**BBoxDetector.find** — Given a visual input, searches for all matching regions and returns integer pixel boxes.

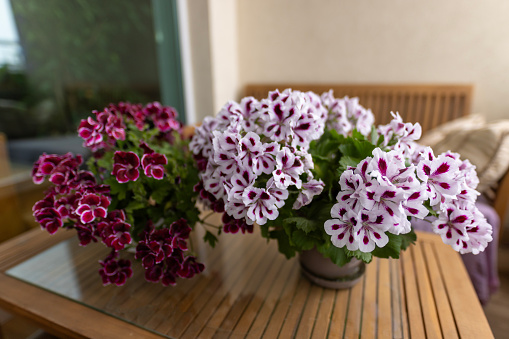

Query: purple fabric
[412,201,500,305]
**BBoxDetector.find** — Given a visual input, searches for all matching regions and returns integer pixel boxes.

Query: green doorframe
[151,0,186,124]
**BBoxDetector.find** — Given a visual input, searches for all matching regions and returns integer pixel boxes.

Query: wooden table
[0,226,493,338]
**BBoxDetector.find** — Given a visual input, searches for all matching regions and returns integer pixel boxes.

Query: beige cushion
[419,114,486,146]
[420,116,509,199]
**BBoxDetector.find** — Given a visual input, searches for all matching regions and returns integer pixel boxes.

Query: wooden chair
[0,133,27,243]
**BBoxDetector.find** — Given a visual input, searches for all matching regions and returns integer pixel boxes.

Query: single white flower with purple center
[458,207,493,254]
[402,190,429,219]
[336,169,365,213]
[242,187,279,225]
[359,177,407,233]
[263,100,300,142]
[226,169,255,201]
[324,205,359,251]
[254,142,279,175]
[368,148,419,192]
[203,168,229,200]
[432,204,472,251]
[216,101,243,129]
[272,147,304,189]
[354,210,390,253]
[293,178,325,209]
[416,148,461,207]
[238,132,263,170]
[238,96,260,133]
[189,117,219,157]
[267,178,289,208]
[224,197,249,221]
[212,131,240,175]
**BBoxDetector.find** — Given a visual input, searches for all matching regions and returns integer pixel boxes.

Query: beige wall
[208,0,240,114]
[237,0,509,121]
[180,0,239,122]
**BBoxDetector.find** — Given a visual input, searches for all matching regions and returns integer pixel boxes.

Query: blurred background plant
[1,0,161,139]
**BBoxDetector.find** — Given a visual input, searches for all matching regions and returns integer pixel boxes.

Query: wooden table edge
[0,228,494,339]
[0,228,165,338]
[0,273,164,339]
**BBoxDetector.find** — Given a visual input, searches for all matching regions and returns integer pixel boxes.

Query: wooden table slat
[360,258,377,339]
[414,241,443,338]
[433,236,494,339]
[422,242,459,339]
[343,273,364,338]
[311,288,336,339]
[402,246,427,338]
[378,258,393,338]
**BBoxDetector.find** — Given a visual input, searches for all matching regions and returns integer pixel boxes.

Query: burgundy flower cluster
[32,153,135,284]
[135,219,204,286]
[78,102,182,152]
[32,102,204,287]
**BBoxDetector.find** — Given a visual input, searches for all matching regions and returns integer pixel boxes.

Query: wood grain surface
[0,226,493,338]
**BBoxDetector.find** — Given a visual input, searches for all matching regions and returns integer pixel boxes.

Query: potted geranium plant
[190,89,493,288]
[32,102,212,287]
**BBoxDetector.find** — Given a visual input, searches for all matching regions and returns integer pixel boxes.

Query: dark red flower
[169,219,191,250]
[100,221,132,251]
[161,255,182,286]
[135,228,173,269]
[112,151,140,183]
[99,252,133,286]
[144,263,164,283]
[104,111,126,141]
[141,153,167,180]
[34,207,62,235]
[75,222,98,246]
[55,193,81,220]
[78,117,104,150]
[222,213,253,234]
[75,193,110,224]
[154,107,180,132]
[178,256,205,279]
[32,153,81,186]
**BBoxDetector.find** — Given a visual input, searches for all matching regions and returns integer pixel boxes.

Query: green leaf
[345,249,373,263]
[269,229,297,259]
[318,243,349,267]
[339,156,359,172]
[151,186,168,204]
[291,230,316,250]
[370,126,379,145]
[125,200,146,211]
[283,217,318,234]
[400,229,417,250]
[371,233,402,259]
[203,231,218,248]
[351,129,366,141]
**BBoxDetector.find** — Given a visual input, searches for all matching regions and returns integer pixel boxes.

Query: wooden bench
[245,83,473,134]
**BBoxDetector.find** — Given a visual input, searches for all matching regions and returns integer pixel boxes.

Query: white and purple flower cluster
[194,89,492,256]
[325,114,492,255]
[321,91,375,137]
[190,89,328,228]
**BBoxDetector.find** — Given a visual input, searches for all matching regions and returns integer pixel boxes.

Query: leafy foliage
[261,127,416,266]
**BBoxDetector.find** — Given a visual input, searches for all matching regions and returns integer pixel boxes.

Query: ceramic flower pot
[299,248,365,289]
